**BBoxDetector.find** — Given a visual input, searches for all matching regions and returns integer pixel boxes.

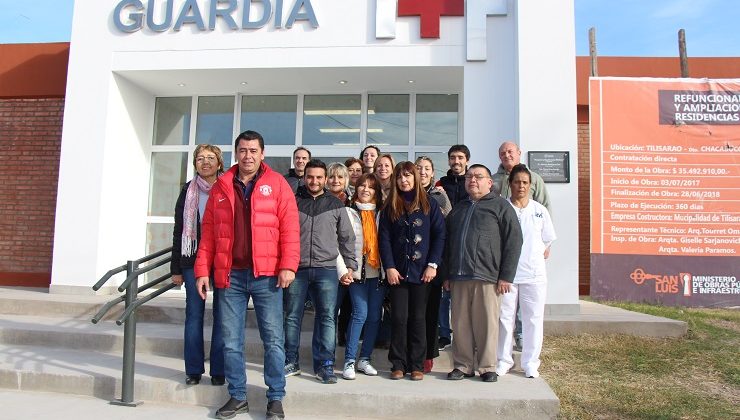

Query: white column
[514,0,579,313]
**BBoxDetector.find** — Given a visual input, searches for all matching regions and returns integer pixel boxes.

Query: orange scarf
[357,205,380,269]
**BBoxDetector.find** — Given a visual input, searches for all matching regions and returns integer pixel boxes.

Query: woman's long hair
[383,161,430,222]
[351,172,383,208]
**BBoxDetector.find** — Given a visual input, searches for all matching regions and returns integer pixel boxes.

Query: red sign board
[398,0,464,38]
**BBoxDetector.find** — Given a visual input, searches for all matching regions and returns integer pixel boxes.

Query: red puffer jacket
[194,163,300,288]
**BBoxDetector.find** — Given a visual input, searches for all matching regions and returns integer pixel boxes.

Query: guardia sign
[113,0,319,33]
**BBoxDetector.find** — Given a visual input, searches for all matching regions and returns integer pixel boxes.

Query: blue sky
[575,0,740,56]
[0,0,738,56]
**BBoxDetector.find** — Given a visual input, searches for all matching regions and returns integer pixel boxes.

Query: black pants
[425,281,442,360]
[388,281,428,373]
[336,285,352,345]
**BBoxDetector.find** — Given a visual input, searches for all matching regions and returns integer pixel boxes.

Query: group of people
[170,131,556,420]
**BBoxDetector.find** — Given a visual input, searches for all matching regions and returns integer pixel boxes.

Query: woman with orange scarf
[336,172,385,380]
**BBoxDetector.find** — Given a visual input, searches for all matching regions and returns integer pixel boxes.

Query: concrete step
[0,314,521,372]
[545,300,687,337]
[0,288,687,338]
[0,288,330,333]
[0,389,376,420]
[0,343,558,419]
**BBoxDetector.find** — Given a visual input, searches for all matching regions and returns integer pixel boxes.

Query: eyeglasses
[464,174,490,181]
[196,156,218,163]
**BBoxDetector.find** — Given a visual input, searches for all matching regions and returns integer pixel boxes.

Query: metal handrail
[137,272,173,294]
[133,246,173,265]
[92,264,127,291]
[117,247,173,292]
[91,296,125,324]
[116,282,178,326]
[90,246,176,406]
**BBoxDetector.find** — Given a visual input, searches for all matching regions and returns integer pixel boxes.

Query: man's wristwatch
[427,263,438,269]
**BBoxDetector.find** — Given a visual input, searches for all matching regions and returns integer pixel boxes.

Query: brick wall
[0,97,64,286]
[577,122,590,295]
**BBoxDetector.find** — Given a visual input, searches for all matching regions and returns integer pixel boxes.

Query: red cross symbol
[398,0,464,39]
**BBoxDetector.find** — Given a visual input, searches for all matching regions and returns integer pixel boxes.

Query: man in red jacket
[195,130,300,420]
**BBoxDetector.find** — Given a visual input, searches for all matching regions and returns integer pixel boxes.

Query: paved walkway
[0,389,365,420]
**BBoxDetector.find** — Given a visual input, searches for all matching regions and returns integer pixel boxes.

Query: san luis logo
[629,268,692,296]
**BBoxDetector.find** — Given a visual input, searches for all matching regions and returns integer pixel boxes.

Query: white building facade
[52,0,579,313]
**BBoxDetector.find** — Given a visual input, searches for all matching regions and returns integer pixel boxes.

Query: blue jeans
[183,268,224,377]
[218,269,285,402]
[438,289,452,339]
[341,277,385,361]
[284,267,338,373]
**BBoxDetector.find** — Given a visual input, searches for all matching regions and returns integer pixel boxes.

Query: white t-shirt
[509,199,556,283]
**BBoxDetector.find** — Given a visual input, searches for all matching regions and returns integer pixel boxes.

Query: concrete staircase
[0,288,560,419]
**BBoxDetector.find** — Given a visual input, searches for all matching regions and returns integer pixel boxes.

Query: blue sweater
[378,198,446,284]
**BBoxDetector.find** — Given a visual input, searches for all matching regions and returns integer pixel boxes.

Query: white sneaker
[342,361,356,380]
[525,370,540,378]
[495,361,513,377]
[356,359,378,376]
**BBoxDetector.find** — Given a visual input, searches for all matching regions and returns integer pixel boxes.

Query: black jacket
[170,181,200,275]
[443,192,523,284]
[284,169,304,194]
[378,199,446,284]
[437,170,468,206]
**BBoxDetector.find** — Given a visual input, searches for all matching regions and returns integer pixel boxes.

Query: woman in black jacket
[415,156,452,374]
[171,144,225,386]
[378,161,445,381]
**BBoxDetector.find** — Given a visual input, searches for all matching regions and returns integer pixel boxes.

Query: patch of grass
[541,302,739,419]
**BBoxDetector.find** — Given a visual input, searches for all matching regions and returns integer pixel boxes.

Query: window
[196,96,234,145]
[264,157,291,176]
[240,95,297,145]
[148,152,187,217]
[303,95,362,146]
[367,94,409,146]
[153,97,191,146]
[416,94,458,146]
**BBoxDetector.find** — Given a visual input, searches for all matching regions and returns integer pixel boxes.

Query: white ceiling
[115,66,464,96]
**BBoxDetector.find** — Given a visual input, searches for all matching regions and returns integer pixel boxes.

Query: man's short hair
[468,163,492,177]
[304,159,327,176]
[447,144,470,160]
[293,146,311,159]
[234,130,264,151]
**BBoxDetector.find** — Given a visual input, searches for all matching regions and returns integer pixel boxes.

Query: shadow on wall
[0,43,69,98]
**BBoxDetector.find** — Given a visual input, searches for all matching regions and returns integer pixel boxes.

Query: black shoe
[438,337,451,351]
[216,397,249,419]
[266,400,285,420]
[447,368,474,380]
[185,374,201,385]
[481,372,498,382]
[211,375,225,386]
